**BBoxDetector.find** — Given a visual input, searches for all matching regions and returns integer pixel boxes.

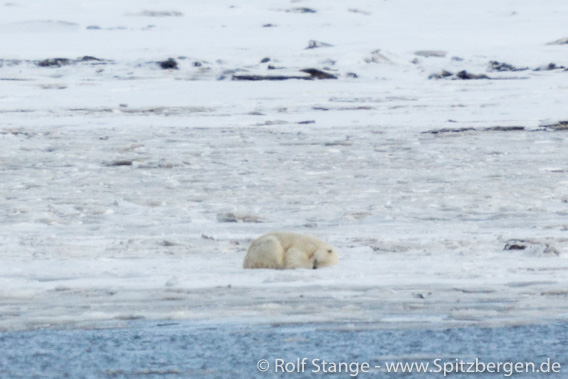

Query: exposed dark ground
[0,322,566,378]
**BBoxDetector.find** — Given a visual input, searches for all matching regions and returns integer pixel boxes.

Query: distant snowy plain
[1,0,568,331]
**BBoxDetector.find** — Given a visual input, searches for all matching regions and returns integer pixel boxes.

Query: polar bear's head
[312,244,338,269]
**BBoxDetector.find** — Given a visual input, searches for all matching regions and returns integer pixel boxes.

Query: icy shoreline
[2,248,568,331]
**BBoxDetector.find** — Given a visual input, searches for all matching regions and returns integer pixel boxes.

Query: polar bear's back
[243,233,285,269]
[266,232,322,252]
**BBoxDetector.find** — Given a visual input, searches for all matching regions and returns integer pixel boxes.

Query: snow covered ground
[1,0,568,331]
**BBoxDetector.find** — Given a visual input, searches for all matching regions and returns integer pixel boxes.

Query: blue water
[1,322,566,378]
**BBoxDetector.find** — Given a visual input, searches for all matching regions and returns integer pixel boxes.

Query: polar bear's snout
[312,245,338,269]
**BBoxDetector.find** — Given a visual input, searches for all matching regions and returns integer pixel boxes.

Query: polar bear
[243,232,338,270]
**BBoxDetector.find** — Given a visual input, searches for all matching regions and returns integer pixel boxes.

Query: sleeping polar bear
[243,232,338,270]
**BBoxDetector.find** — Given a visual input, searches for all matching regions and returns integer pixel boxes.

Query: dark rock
[86,25,101,30]
[428,70,453,79]
[546,63,561,70]
[415,50,447,58]
[107,160,133,166]
[0,59,22,68]
[348,8,371,15]
[346,72,358,78]
[534,62,566,71]
[300,68,337,79]
[424,127,475,134]
[232,74,308,81]
[504,243,526,250]
[262,24,276,27]
[486,126,525,131]
[161,240,179,247]
[488,61,528,72]
[41,84,67,90]
[306,40,333,49]
[193,61,202,67]
[364,49,393,64]
[260,57,271,63]
[423,126,525,135]
[36,58,71,67]
[80,56,103,62]
[233,68,336,81]
[159,58,178,70]
[216,212,238,223]
[503,239,560,256]
[325,139,352,146]
[547,37,568,45]
[541,120,568,131]
[456,70,490,80]
[288,7,316,13]
[298,120,315,124]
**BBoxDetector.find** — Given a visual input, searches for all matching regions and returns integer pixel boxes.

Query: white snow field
[1,0,568,331]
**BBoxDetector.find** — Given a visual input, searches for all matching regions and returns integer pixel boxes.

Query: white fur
[243,232,338,270]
